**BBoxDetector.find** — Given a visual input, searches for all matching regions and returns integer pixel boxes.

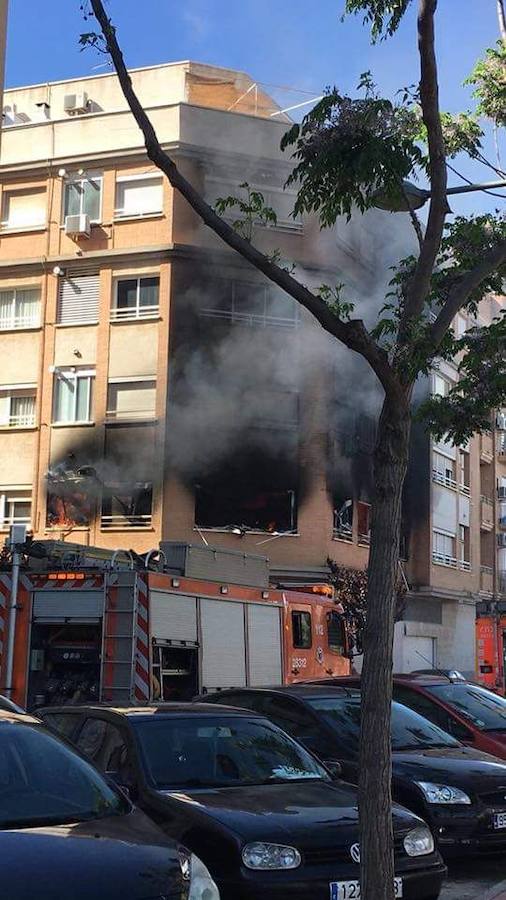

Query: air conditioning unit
[498,533,506,548]
[64,92,89,115]
[65,213,91,238]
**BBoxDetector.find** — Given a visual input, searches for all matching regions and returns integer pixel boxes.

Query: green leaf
[343,1,412,41]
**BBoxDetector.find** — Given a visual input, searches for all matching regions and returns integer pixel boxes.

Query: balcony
[498,437,506,458]
[480,496,494,532]
[432,551,471,571]
[432,468,457,491]
[480,432,494,464]
[480,565,494,594]
[500,571,506,596]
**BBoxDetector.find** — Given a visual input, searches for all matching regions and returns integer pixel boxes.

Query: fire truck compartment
[28,621,101,709]
[32,590,103,622]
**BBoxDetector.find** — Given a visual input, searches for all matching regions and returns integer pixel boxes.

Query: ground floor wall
[393,595,477,678]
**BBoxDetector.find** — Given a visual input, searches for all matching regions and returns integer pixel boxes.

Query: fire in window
[46,459,98,528]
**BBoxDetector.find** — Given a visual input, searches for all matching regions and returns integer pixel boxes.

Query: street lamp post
[373,178,506,212]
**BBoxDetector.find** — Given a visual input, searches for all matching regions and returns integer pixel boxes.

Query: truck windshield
[425,683,506,731]
[133,715,329,789]
[0,721,128,828]
[307,695,459,752]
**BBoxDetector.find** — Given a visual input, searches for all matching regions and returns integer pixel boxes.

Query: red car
[311,675,506,760]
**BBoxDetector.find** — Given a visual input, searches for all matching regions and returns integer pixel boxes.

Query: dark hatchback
[0,710,196,900]
[40,703,447,900]
[199,685,506,856]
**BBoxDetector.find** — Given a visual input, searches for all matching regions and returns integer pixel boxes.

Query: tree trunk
[359,390,411,900]
[497,0,506,44]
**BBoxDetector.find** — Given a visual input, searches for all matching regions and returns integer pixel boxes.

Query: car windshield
[307,695,460,752]
[133,715,330,789]
[425,683,506,731]
[0,721,128,828]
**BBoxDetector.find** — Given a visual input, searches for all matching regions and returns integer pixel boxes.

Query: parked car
[0,709,218,900]
[198,685,506,856]
[39,703,447,900]
[307,674,506,761]
[0,693,25,714]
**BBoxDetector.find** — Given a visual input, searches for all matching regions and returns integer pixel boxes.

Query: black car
[40,703,446,900]
[0,709,219,900]
[198,685,506,856]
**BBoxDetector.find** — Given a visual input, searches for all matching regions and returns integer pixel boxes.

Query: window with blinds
[57,272,100,325]
[1,188,46,230]
[115,175,163,218]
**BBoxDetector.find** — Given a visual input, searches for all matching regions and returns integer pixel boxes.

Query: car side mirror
[324,760,342,779]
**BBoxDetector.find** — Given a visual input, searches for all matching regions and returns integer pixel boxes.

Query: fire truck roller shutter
[200,598,246,691]
[32,591,103,623]
[150,591,198,644]
[247,604,282,685]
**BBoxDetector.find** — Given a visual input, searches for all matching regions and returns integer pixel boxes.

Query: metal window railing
[432,468,457,490]
[0,313,40,330]
[8,412,36,428]
[105,408,156,421]
[110,304,159,322]
[101,513,152,529]
[432,551,458,568]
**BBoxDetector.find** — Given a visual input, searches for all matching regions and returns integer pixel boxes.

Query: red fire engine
[476,601,506,694]
[0,539,351,709]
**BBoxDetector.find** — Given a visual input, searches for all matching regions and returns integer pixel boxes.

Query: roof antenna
[414,650,453,682]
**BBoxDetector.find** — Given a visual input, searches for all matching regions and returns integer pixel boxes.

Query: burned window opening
[46,461,99,528]
[196,483,297,534]
[333,497,353,542]
[101,482,153,529]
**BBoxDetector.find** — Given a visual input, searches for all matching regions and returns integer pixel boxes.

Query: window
[433,529,456,567]
[432,452,456,488]
[327,611,345,655]
[53,368,95,424]
[432,373,450,397]
[0,491,31,529]
[357,501,371,545]
[64,175,102,222]
[459,450,470,494]
[0,287,40,330]
[459,524,470,569]
[112,276,160,321]
[292,610,312,649]
[1,188,46,230]
[57,272,99,325]
[106,379,156,421]
[75,718,108,761]
[42,713,82,741]
[0,387,36,427]
[101,482,153,528]
[115,174,163,219]
[200,280,298,328]
[333,498,353,541]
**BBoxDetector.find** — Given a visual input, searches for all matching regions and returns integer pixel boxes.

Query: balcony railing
[499,572,506,595]
[432,551,471,571]
[200,307,298,329]
[432,469,457,490]
[105,408,156,422]
[333,525,353,542]
[480,565,494,594]
[8,412,36,428]
[110,305,159,322]
[101,513,152,529]
[480,432,494,463]
[358,532,371,546]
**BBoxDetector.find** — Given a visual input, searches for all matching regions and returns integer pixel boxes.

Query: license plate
[494,812,506,829]
[330,878,403,899]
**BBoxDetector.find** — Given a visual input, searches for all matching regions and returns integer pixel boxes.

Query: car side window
[42,713,81,741]
[261,696,334,756]
[217,693,264,712]
[394,687,462,737]
[99,724,129,775]
[76,718,108,761]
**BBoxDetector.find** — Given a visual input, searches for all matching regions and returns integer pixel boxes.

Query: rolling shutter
[200,598,246,690]
[57,272,100,325]
[150,591,198,644]
[32,590,103,623]
[247,604,282,685]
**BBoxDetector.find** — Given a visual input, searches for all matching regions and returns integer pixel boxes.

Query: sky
[4,0,505,216]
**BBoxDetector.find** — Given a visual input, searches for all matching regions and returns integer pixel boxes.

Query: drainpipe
[4,523,25,698]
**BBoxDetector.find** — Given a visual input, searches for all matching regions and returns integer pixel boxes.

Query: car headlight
[403,826,435,857]
[179,851,220,900]
[242,842,301,870]
[416,781,472,805]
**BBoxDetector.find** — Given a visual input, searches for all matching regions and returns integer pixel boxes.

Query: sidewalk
[483,881,506,900]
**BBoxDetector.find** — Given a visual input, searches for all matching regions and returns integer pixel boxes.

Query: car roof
[37,702,264,719]
[305,674,462,687]
[206,684,362,700]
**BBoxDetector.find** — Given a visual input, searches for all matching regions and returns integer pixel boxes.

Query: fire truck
[0,537,351,710]
[476,600,506,694]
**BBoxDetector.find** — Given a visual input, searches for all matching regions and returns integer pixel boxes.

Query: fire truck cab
[0,541,350,710]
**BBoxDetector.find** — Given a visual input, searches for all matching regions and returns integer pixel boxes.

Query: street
[441,857,506,900]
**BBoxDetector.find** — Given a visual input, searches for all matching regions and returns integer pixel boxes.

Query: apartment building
[397,295,506,676]
[0,59,501,675]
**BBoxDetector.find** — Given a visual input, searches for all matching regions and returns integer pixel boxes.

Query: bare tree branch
[400,0,448,331]
[88,0,398,395]
[430,237,506,344]
[497,0,506,44]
